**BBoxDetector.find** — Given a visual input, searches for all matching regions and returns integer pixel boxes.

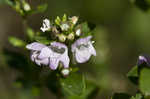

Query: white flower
[40,19,51,32]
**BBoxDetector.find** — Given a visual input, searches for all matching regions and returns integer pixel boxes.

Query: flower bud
[75,29,81,36]
[61,68,70,76]
[23,2,31,11]
[67,33,74,40]
[55,16,61,25]
[40,19,51,32]
[52,26,59,33]
[14,1,21,12]
[70,16,78,25]
[60,23,69,31]
[58,34,66,42]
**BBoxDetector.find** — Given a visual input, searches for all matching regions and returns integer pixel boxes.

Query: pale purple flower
[138,55,150,67]
[71,36,96,63]
[26,42,70,70]
[26,42,50,66]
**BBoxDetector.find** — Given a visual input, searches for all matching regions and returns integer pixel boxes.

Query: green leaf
[80,22,92,37]
[67,80,99,99]
[139,68,150,96]
[55,16,61,25]
[8,37,26,47]
[82,81,99,99]
[127,66,139,84]
[36,4,48,13]
[111,93,131,99]
[81,22,90,33]
[60,73,86,96]
[26,27,34,40]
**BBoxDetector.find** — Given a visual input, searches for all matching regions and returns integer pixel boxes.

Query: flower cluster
[26,15,96,74]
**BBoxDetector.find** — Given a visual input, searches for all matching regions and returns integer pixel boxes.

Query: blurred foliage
[8,36,26,47]
[0,0,47,18]
[26,27,35,41]
[113,61,150,99]
[130,94,143,99]
[132,0,150,11]
[111,93,131,99]
[1,0,150,99]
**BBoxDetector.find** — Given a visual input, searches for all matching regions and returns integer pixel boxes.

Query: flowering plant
[26,14,96,75]
[2,0,99,98]
[2,0,150,99]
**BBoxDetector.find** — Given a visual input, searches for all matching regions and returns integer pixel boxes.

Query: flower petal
[31,51,38,61]
[38,47,52,59]
[35,58,49,66]
[60,53,70,68]
[71,36,96,63]
[75,49,91,63]
[51,42,67,49]
[88,42,96,56]
[71,36,92,52]
[49,58,59,70]
[50,42,70,68]
[76,36,92,45]
[26,42,46,51]
[35,59,41,65]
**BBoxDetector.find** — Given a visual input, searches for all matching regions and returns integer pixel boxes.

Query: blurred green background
[0,0,150,99]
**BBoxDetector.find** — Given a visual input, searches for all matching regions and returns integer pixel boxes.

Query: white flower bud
[70,16,78,25]
[60,23,69,31]
[40,19,51,32]
[61,68,70,76]
[67,33,74,40]
[23,3,31,11]
[75,29,81,36]
[52,26,59,33]
[92,41,95,44]
[58,34,66,42]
